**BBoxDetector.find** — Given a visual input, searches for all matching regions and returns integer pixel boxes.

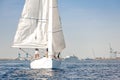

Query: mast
[48,0,53,57]
[109,43,113,58]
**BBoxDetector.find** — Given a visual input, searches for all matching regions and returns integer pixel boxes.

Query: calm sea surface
[0,58,120,80]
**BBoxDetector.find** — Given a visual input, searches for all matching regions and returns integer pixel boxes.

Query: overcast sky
[0,0,120,59]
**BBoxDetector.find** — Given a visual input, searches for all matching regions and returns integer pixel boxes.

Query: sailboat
[12,0,65,69]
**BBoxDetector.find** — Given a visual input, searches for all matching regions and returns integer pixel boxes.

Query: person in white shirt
[34,48,40,59]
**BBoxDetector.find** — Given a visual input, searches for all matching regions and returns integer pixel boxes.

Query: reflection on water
[10,69,63,80]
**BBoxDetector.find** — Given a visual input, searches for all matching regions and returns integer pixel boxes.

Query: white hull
[30,57,61,69]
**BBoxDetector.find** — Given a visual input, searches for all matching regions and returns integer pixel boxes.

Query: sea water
[0,59,120,80]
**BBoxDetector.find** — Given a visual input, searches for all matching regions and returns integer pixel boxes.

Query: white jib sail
[52,0,65,54]
[12,0,65,56]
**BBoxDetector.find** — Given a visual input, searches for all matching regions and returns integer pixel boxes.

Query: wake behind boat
[12,0,65,69]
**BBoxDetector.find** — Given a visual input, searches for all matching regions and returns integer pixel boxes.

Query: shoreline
[0,58,16,60]
[1,58,120,60]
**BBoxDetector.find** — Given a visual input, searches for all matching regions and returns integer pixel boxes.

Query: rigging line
[19,48,26,53]
[19,48,32,57]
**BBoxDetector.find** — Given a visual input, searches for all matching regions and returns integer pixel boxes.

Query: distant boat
[12,0,65,69]
[84,58,94,61]
[64,55,80,62]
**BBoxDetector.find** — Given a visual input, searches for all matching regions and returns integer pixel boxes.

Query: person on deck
[57,52,60,59]
[53,52,61,59]
[34,48,40,59]
[45,48,61,59]
[45,48,48,58]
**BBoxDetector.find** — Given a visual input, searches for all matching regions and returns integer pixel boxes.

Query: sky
[0,0,120,59]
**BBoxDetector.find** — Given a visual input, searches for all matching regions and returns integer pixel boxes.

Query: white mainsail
[12,0,65,56]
